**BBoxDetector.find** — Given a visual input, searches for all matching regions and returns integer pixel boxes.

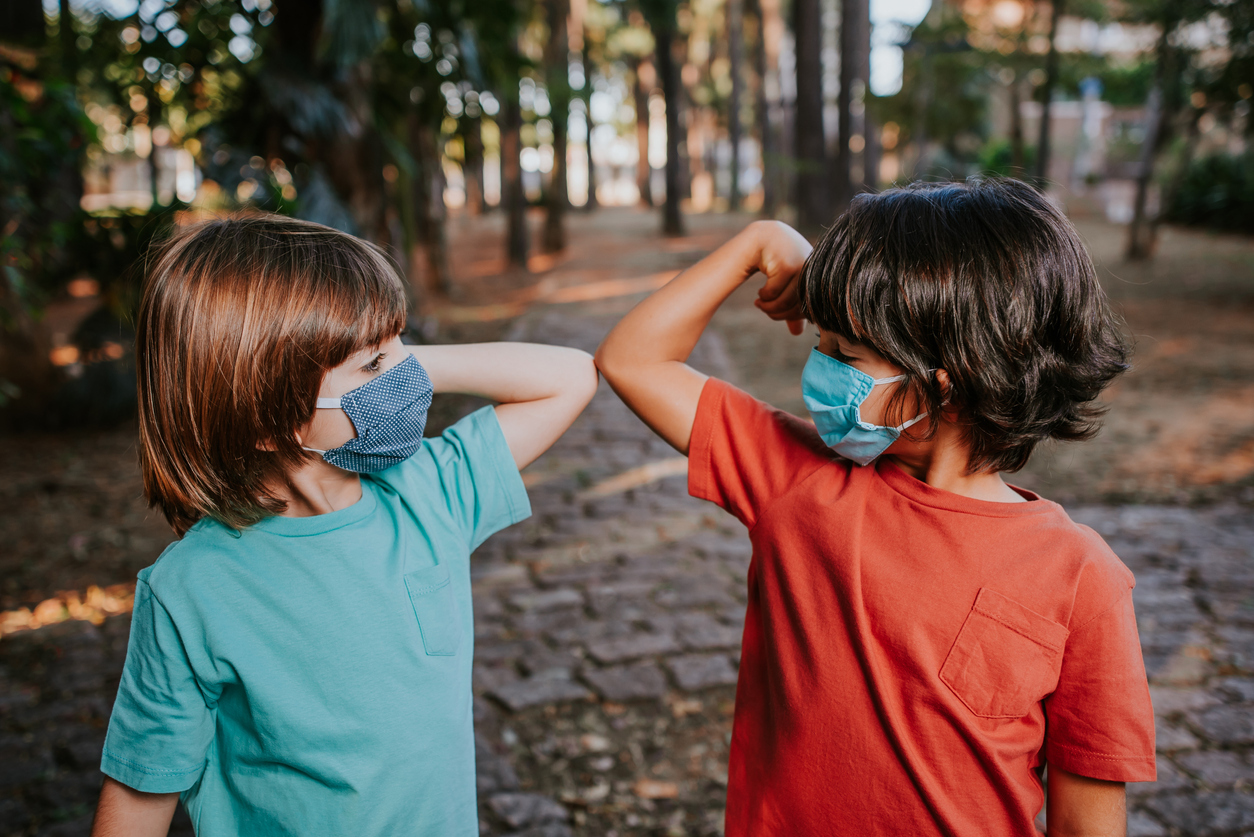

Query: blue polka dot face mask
[801,347,930,466]
[303,354,434,473]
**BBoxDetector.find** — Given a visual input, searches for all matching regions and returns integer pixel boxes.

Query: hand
[748,221,813,335]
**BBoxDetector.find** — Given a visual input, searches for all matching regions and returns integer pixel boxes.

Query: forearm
[1046,765,1126,837]
[596,224,763,377]
[408,342,593,404]
[408,342,598,469]
[91,776,179,837]
[594,220,809,453]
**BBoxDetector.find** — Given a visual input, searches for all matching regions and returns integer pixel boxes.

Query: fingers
[755,281,801,316]
[753,297,805,324]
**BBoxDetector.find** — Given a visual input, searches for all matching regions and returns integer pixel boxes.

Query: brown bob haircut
[799,178,1129,474]
[136,215,407,536]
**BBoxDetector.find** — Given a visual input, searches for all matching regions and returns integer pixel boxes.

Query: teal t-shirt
[101,406,530,836]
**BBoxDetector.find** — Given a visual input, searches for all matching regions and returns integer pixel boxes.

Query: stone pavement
[2,291,1253,836]
[467,301,747,836]
[1073,505,1254,837]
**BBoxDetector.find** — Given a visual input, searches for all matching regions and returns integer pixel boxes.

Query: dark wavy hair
[799,178,1130,474]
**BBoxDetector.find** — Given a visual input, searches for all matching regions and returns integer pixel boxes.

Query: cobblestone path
[466,303,746,837]
[3,274,1254,836]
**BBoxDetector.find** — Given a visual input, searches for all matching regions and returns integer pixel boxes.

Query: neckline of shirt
[250,481,380,536]
[875,458,1054,517]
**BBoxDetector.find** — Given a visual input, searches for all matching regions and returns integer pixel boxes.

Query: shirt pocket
[939,588,1069,719]
[404,564,462,656]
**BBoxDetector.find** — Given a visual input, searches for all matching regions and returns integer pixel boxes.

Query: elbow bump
[592,348,624,385]
[577,354,600,401]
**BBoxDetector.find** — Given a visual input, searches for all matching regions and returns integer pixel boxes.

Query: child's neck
[886,424,1027,503]
[888,454,1026,503]
[269,463,364,517]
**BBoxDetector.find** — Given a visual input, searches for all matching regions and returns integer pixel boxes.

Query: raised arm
[408,342,598,470]
[91,777,179,837]
[594,220,812,454]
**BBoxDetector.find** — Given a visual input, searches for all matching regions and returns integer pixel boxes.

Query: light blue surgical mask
[801,347,930,466]
[303,354,434,473]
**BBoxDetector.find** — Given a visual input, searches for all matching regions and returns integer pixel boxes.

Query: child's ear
[935,369,955,409]
[256,433,298,452]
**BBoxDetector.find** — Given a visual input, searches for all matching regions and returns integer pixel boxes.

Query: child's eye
[364,353,386,373]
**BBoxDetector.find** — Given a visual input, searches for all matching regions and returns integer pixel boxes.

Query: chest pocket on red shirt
[940,588,1069,719]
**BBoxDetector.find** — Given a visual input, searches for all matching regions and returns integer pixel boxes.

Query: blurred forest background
[2,3,1254,834]
[0,0,1251,426]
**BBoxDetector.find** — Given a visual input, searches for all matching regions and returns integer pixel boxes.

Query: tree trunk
[581,37,599,211]
[1126,86,1164,260]
[502,96,530,268]
[1010,72,1024,172]
[464,118,485,215]
[408,113,451,295]
[2,0,45,46]
[910,46,932,178]
[728,0,745,210]
[1149,108,1200,246]
[855,0,874,192]
[58,0,77,78]
[656,22,685,235]
[145,93,162,208]
[793,0,826,227]
[1126,16,1175,261]
[635,59,655,206]
[543,0,569,252]
[1033,0,1064,184]
[752,0,780,215]
[835,0,869,210]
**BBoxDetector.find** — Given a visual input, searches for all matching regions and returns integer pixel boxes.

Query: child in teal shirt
[91,216,597,836]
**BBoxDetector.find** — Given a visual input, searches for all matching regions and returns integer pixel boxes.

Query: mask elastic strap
[883,369,940,432]
[305,398,341,452]
[895,412,928,432]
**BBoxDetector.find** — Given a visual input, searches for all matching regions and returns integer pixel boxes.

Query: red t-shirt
[687,379,1156,837]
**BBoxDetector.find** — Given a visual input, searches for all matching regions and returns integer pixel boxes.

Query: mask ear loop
[302,398,345,454]
[887,368,945,433]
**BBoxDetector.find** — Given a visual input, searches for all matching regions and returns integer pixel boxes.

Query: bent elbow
[593,343,625,388]
[572,349,600,405]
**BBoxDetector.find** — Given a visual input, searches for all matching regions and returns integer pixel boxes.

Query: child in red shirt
[596,179,1155,836]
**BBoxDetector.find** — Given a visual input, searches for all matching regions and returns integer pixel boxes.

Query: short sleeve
[687,378,840,529]
[101,579,215,792]
[388,405,531,550]
[1044,589,1157,782]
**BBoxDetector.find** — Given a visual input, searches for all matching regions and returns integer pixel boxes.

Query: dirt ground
[1,203,1252,836]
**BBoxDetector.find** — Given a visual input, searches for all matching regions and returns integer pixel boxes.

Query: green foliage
[976,138,1036,178]
[1166,151,1254,234]
[871,11,990,176]
[1053,56,1154,107]
[75,0,270,138]
[0,69,93,329]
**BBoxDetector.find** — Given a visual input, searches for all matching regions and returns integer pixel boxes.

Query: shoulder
[141,519,246,602]
[697,378,836,461]
[1069,520,1136,628]
[371,405,510,490]
[1029,507,1135,629]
